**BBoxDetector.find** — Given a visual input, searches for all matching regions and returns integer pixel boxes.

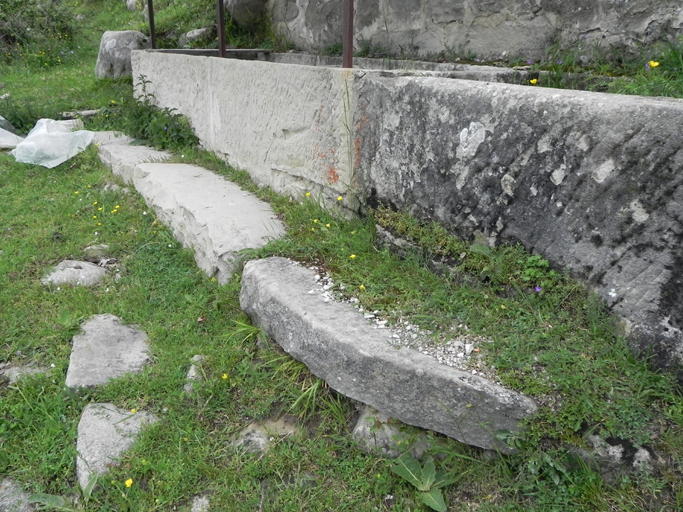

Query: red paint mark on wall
[327,167,340,184]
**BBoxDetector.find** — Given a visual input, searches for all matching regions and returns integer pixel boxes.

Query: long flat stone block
[240,257,537,451]
[65,314,150,389]
[130,163,285,284]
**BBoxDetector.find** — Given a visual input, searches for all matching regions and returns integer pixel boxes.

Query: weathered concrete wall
[132,50,683,381]
[130,51,355,205]
[267,0,683,61]
[353,74,683,381]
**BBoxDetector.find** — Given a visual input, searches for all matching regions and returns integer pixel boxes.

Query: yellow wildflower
[125,478,133,488]
[337,196,342,201]
[222,373,228,379]
[649,60,660,68]
[529,78,538,85]
[350,254,356,259]
[305,192,311,197]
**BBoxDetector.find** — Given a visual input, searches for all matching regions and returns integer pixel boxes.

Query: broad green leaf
[390,453,423,489]
[420,457,437,490]
[419,488,448,512]
[432,470,455,489]
[83,472,99,501]
[28,493,74,511]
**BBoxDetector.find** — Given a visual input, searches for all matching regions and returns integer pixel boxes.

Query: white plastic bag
[11,119,94,168]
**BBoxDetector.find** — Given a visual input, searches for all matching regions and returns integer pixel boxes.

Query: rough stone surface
[269,0,683,61]
[178,27,212,48]
[97,132,284,283]
[65,314,150,389]
[226,0,267,30]
[129,162,285,284]
[353,74,683,381]
[183,355,205,395]
[230,416,298,454]
[83,244,111,262]
[41,260,107,287]
[352,406,429,458]
[131,51,354,205]
[0,479,32,512]
[76,403,158,491]
[97,135,170,184]
[0,363,47,384]
[191,495,210,512]
[571,435,665,484]
[126,0,140,11]
[240,257,537,451]
[95,31,150,79]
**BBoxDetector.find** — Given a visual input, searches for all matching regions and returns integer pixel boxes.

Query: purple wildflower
[535,286,542,292]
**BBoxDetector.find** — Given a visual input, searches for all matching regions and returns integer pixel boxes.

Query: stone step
[240,256,537,452]
[95,132,285,283]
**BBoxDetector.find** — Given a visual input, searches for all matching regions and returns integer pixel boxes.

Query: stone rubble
[65,314,150,389]
[76,403,158,491]
[41,260,107,287]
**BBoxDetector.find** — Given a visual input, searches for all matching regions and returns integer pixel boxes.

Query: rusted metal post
[217,0,226,57]
[342,0,354,68]
[147,0,156,49]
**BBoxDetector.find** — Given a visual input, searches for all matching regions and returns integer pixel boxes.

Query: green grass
[1,1,683,511]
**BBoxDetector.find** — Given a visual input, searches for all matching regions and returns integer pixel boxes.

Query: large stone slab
[128,163,285,284]
[76,403,158,491]
[95,31,150,79]
[240,257,537,451]
[41,260,107,287]
[95,133,169,184]
[65,314,150,389]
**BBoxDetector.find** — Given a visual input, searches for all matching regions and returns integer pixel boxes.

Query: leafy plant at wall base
[390,454,452,511]
[29,473,98,511]
[120,75,198,149]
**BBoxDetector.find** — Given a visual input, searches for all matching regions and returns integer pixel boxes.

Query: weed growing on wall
[85,75,198,150]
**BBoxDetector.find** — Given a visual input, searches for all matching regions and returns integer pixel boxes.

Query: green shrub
[0,0,78,66]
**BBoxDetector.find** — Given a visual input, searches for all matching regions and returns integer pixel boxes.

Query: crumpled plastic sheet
[10,118,94,168]
[0,126,24,149]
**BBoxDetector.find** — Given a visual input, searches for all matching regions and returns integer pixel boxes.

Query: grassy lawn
[1,1,683,511]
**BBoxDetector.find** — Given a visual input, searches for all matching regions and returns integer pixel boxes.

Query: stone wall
[267,0,683,61]
[132,50,683,381]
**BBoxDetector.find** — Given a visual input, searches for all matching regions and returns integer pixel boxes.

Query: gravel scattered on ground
[302,263,502,384]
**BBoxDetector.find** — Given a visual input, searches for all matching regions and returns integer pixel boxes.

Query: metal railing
[146,0,354,68]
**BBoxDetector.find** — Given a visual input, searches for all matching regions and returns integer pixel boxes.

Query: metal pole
[147,0,156,49]
[217,0,226,58]
[342,0,354,68]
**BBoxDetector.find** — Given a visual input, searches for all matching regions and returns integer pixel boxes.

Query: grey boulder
[41,260,107,287]
[225,0,267,30]
[95,31,151,79]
